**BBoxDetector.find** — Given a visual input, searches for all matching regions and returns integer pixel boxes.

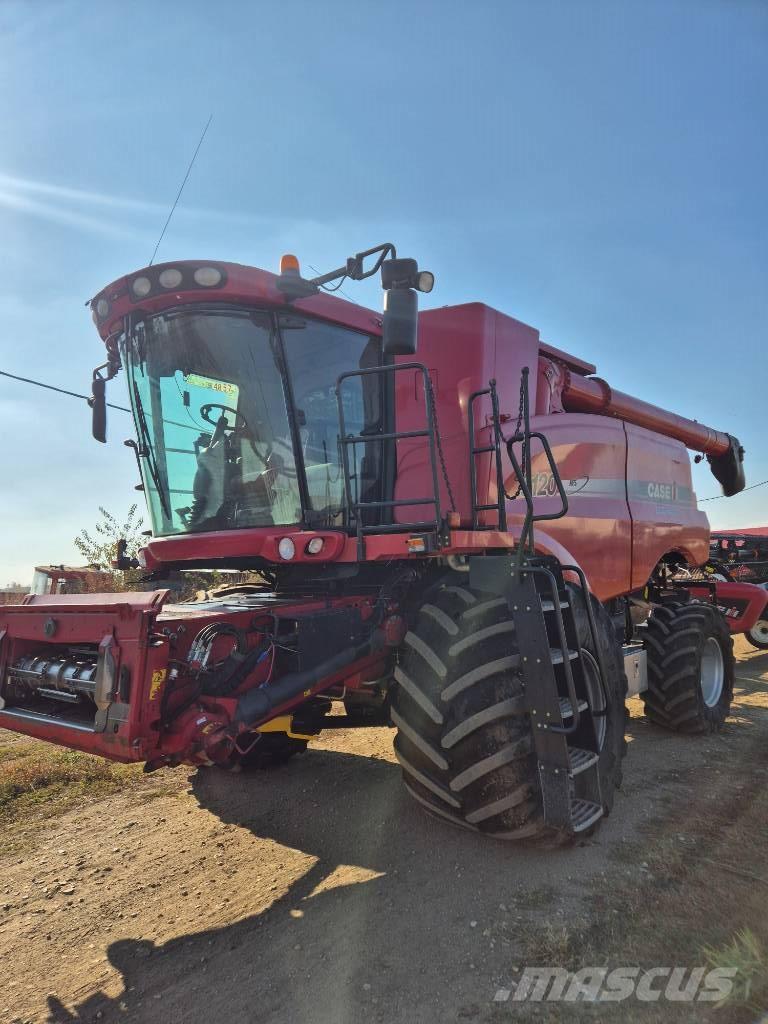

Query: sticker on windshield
[184,373,240,400]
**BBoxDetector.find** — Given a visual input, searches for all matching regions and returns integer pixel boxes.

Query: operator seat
[189,416,228,525]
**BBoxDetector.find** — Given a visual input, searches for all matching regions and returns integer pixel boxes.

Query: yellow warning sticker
[149,669,167,700]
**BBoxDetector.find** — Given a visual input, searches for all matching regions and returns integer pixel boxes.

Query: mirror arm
[308,243,398,288]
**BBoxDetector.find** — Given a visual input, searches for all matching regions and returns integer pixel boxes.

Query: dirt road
[1,638,767,1024]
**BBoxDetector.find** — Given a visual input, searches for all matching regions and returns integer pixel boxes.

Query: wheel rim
[581,648,607,750]
[700,637,725,708]
[749,619,768,645]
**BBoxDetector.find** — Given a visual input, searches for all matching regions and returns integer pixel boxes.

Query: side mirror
[114,537,139,571]
[91,376,107,443]
[382,287,418,356]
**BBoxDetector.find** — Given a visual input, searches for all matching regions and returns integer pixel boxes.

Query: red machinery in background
[707,530,768,649]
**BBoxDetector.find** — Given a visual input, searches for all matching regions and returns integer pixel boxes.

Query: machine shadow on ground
[43,743,618,1023]
[43,652,768,1024]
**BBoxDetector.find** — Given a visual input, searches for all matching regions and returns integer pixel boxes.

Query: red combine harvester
[0,244,764,841]
[708,531,768,649]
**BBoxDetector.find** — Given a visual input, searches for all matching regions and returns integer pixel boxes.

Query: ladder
[468,378,507,530]
[469,366,611,835]
[336,362,444,558]
[508,558,609,833]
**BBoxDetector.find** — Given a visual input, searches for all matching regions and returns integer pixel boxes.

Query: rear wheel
[642,602,733,732]
[391,576,627,840]
[746,615,768,651]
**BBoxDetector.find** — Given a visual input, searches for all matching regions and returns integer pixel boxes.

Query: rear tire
[746,615,768,651]
[391,576,627,840]
[642,602,733,732]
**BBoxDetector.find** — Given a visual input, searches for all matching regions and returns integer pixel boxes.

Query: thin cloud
[0,171,358,262]
[0,172,166,214]
[0,189,146,240]
[0,171,277,227]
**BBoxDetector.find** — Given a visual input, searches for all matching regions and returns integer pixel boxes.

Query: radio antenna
[149,113,213,266]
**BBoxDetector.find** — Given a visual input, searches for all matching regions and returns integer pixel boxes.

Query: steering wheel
[200,403,248,430]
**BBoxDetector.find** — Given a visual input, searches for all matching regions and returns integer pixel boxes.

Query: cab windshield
[120,308,383,537]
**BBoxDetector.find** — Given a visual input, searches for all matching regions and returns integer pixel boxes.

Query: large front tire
[642,602,733,732]
[391,576,627,840]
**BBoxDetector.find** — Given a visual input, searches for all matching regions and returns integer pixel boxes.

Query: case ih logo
[647,481,677,501]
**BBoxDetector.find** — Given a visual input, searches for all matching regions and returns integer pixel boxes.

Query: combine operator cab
[0,241,764,843]
[121,303,384,537]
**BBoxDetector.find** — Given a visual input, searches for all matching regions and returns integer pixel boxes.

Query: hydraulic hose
[234,632,385,727]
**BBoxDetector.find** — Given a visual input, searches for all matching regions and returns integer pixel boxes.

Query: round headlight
[306,537,324,555]
[95,298,110,318]
[158,268,183,289]
[278,537,296,561]
[194,266,222,287]
[132,276,152,298]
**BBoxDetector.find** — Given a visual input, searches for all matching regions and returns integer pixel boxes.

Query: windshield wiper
[132,380,172,520]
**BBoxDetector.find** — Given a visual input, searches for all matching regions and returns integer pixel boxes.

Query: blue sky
[0,0,765,584]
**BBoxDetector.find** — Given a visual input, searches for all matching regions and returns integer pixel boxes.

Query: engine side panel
[496,413,709,600]
[504,413,633,601]
[624,423,709,588]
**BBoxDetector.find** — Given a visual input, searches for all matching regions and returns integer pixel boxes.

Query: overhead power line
[0,369,130,412]
[699,479,768,502]
[4,367,765,504]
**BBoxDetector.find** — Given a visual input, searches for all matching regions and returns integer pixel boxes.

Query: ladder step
[570,798,603,832]
[550,648,579,664]
[559,697,588,719]
[540,599,570,612]
[567,747,599,776]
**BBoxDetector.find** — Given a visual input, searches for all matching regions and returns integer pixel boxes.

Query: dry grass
[524,923,575,966]
[0,736,171,854]
[703,928,768,1015]
[495,753,768,1023]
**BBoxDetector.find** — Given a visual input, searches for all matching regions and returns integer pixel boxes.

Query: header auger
[0,243,763,842]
